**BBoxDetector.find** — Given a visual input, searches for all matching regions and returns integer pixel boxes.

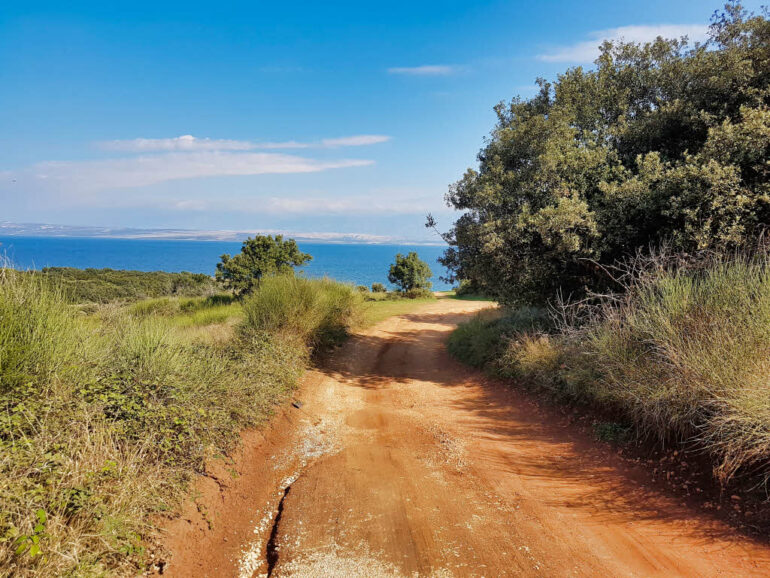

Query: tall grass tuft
[241,275,362,350]
[0,269,88,394]
[588,253,770,482]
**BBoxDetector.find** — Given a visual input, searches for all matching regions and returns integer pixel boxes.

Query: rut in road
[166,298,770,577]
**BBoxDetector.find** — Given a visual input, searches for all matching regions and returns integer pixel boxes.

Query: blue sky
[1,1,763,243]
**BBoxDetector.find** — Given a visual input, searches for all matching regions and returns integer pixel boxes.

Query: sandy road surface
[165,298,770,577]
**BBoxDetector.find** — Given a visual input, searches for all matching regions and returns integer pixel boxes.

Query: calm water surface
[0,236,453,291]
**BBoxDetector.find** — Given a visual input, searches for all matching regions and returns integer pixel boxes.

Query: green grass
[362,296,437,326]
[0,270,363,576]
[442,290,494,302]
[448,252,770,486]
[36,267,218,303]
[125,295,243,327]
[241,275,362,350]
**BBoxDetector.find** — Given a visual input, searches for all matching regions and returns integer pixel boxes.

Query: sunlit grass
[0,272,331,575]
[361,296,436,327]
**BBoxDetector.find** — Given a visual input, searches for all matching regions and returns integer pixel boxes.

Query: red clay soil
[160,298,770,577]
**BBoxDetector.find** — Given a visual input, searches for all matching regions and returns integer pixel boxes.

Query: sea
[0,236,454,291]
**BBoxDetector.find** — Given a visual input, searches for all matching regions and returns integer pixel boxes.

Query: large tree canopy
[437,3,770,306]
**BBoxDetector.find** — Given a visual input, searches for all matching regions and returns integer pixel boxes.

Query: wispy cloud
[12,152,373,192]
[99,135,255,152]
[99,134,391,152]
[170,195,434,216]
[538,24,709,63]
[387,65,460,76]
[97,192,437,216]
[320,135,391,147]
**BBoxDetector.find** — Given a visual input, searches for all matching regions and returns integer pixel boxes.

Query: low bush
[402,288,435,299]
[587,253,770,482]
[241,275,362,351]
[454,279,481,296]
[447,306,550,369]
[126,294,240,327]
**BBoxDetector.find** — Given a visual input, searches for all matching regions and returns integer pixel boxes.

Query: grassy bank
[38,267,218,303]
[0,270,359,576]
[449,253,770,486]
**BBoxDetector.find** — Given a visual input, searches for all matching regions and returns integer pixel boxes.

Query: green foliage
[453,279,480,296]
[448,251,770,485]
[593,422,632,444]
[0,270,82,395]
[126,294,240,327]
[587,252,770,482]
[387,252,432,292]
[439,4,770,305]
[371,282,387,293]
[447,307,550,369]
[0,266,312,575]
[215,235,311,296]
[38,267,217,303]
[240,276,361,351]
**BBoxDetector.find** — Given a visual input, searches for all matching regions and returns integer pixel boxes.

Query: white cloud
[99,134,391,152]
[99,135,255,152]
[14,151,374,192]
[387,65,459,76]
[538,24,709,63]
[320,135,391,147]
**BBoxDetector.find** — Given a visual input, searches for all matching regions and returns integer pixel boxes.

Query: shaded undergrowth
[449,251,770,488]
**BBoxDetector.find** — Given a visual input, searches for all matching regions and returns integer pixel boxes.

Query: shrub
[0,269,84,395]
[240,275,361,350]
[388,252,432,292]
[447,307,550,370]
[454,279,480,296]
[402,288,435,299]
[371,283,387,293]
[587,253,770,482]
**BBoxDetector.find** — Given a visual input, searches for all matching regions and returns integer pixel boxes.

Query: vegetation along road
[164,297,770,577]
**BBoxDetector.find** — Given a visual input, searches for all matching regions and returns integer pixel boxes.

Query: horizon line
[0,222,447,247]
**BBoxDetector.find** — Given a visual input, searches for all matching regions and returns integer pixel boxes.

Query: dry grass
[241,275,363,349]
[449,252,770,485]
[0,270,318,576]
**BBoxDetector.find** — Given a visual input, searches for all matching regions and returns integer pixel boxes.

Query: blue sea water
[0,236,453,291]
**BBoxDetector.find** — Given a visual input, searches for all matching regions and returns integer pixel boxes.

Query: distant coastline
[0,222,445,246]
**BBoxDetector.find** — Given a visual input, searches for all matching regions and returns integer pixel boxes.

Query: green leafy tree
[388,252,432,292]
[434,3,770,305]
[215,235,311,296]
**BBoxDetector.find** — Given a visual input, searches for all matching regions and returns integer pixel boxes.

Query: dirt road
[165,298,770,577]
